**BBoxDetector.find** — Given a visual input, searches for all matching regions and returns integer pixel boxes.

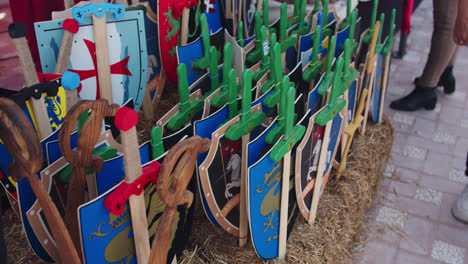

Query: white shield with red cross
[34,10,148,110]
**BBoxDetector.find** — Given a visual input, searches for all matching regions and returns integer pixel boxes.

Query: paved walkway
[357,1,468,264]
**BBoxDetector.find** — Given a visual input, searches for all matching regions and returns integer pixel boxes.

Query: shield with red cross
[34,10,148,111]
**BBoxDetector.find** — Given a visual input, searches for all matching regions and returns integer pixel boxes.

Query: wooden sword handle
[0,98,81,264]
[149,136,211,264]
[55,19,80,112]
[8,23,52,139]
[59,99,119,252]
[114,106,151,263]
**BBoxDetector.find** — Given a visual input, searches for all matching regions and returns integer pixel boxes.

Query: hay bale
[179,116,393,264]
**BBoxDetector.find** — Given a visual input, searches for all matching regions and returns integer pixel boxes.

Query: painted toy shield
[198,104,264,237]
[372,36,391,124]
[194,104,230,227]
[156,89,204,136]
[16,130,118,262]
[335,22,350,58]
[177,28,225,86]
[136,0,165,102]
[96,125,191,195]
[35,11,148,111]
[24,137,117,262]
[243,0,258,37]
[203,0,223,33]
[295,108,325,220]
[316,109,344,199]
[79,157,195,264]
[247,109,309,259]
[4,126,76,261]
[158,0,182,82]
[346,71,358,126]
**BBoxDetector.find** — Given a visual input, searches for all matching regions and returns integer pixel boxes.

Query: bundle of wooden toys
[0,0,395,262]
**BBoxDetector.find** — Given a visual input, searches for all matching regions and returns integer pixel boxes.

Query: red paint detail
[203,0,216,13]
[69,39,132,99]
[221,140,240,158]
[172,0,199,17]
[63,19,79,33]
[37,72,61,83]
[159,0,181,83]
[0,170,4,180]
[104,161,161,215]
[12,191,17,200]
[115,106,139,131]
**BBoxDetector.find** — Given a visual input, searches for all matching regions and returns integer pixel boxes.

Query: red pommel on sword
[115,106,139,131]
[63,19,79,34]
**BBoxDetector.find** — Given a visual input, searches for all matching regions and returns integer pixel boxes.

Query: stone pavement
[356,1,468,264]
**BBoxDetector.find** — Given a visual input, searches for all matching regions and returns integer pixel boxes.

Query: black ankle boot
[414,66,455,94]
[390,86,437,111]
[439,66,456,94]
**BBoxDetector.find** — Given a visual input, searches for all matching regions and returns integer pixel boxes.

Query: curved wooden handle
[59,99,119,253]
[149,136,210,264]
[59,99,119,170]
[0,98,42,180]
[0,98,81,263]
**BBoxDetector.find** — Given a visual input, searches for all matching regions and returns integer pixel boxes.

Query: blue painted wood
[372,53,384,123]
[347,80,357,126]
[335,25,350,57]
[202,0,223,34]
[35,10,148,110]
[17,175,55,262]
[79,158,191,264]
[72,3,125,23]
[247,145,281,259]
[308,75,324,113]
[177,37,204,86]
[45,132,78,165]
[194,106,230,228]
[323,113,343,181]
[96,142,151,195]
[141,0,163,101]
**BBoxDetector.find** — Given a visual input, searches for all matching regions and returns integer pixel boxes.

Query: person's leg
[417,0,458,87]
[391,0,458,111]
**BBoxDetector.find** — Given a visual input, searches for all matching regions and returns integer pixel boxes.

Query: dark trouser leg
[417,0,459,87]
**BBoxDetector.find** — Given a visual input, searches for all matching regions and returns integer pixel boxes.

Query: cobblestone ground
[357,1,468,264]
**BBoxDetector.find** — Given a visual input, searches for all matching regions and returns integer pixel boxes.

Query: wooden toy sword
[8,23,52,139]
[0,98,81,264]
[59,100,119,252]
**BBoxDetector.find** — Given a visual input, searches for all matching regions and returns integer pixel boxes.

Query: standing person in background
[393,0,414,58]
[390,0,459,111]
[451,0,468,224]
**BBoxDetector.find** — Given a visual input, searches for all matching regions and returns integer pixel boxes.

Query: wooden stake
[115,107,151,264]
[278,152,291,258]
[239,133,249,247]
[8,23,52,139]
[0,98,81,264]
[180,8,190,46]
